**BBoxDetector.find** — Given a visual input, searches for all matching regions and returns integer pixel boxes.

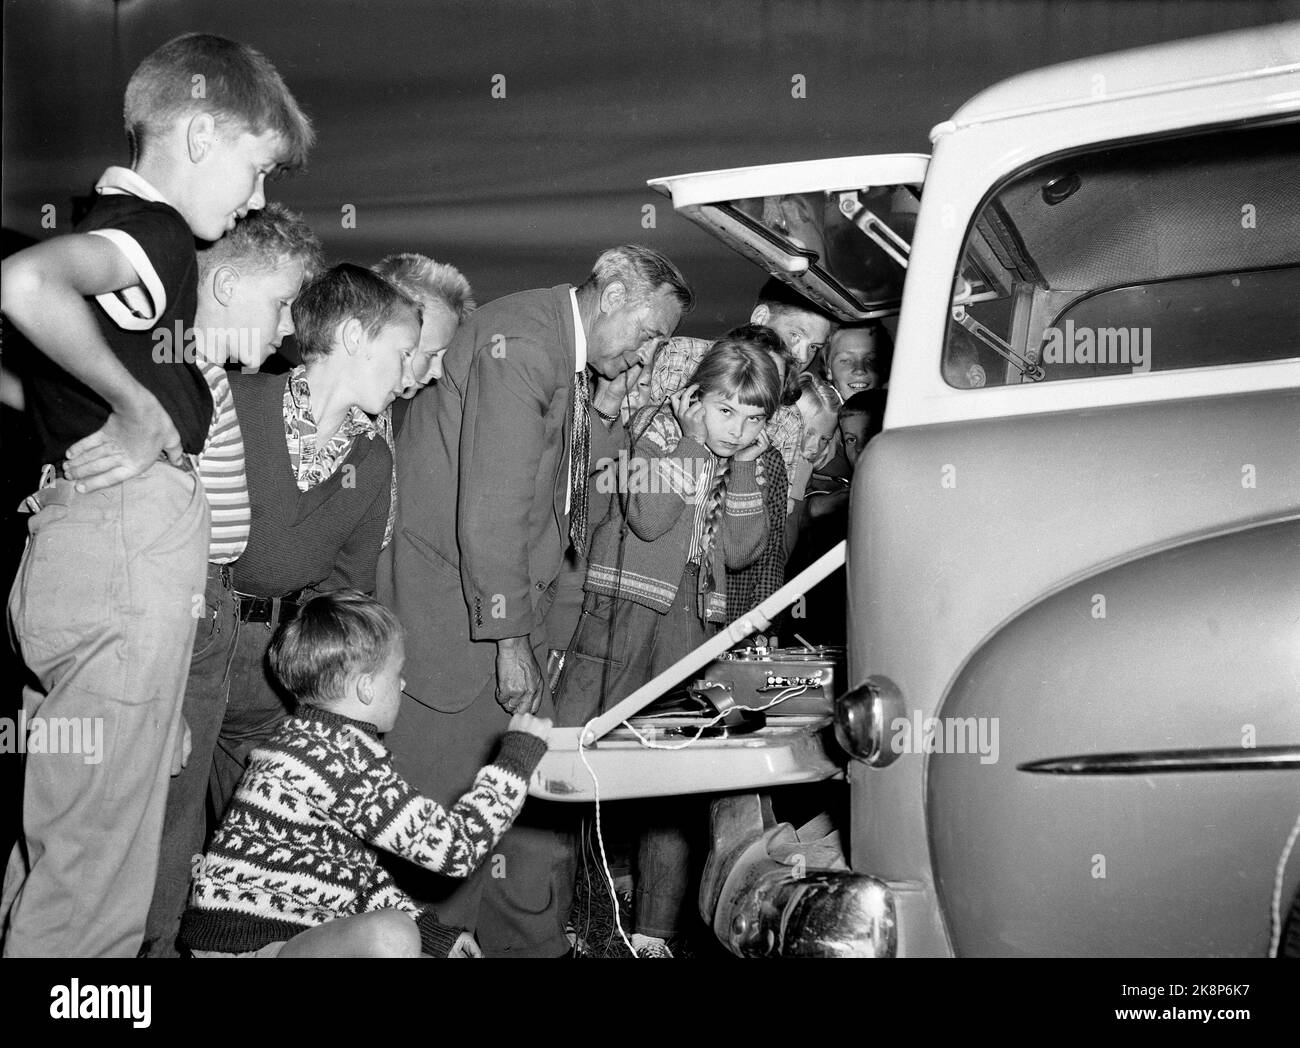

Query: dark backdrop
[4,0,1298,334]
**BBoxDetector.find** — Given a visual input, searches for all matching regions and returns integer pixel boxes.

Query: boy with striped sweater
[181,591,550,957]
[142,204,323,957]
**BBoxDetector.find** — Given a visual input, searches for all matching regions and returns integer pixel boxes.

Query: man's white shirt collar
[569,287,587,375]
[95,166,174,207]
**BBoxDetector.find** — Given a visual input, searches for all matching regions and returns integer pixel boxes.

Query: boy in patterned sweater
[181,590,550,957]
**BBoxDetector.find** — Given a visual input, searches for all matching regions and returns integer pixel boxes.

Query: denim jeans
[141,563,241,957]
[207,615,293,824]
[2,462,208,957]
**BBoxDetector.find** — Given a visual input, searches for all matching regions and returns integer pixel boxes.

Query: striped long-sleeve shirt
[197,360,250,564]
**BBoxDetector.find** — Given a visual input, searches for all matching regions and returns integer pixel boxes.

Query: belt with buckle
[235,589,305,624]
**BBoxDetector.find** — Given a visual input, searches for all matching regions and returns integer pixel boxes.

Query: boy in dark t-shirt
[0,33,312,958]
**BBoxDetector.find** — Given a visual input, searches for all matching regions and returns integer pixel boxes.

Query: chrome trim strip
[1018,745,1300,775]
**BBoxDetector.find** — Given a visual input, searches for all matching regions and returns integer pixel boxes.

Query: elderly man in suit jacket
[377,244,692,957]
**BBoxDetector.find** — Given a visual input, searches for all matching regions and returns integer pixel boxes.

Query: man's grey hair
[578,244,694,312]
[372,252,476,321]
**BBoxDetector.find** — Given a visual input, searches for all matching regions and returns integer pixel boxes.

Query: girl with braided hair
[554,325,782,956]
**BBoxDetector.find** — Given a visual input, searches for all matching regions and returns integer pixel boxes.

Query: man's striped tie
[569,373,591,557]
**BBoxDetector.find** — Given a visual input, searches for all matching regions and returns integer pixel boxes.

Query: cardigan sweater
[584,405,766,621]
[180,705,547,955]
[229,372,392,596]
[726,445,789,621]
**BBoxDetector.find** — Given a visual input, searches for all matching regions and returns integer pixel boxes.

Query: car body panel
[929,518,1300,956]
[850,389,1299,954]
[945,24,1300,130]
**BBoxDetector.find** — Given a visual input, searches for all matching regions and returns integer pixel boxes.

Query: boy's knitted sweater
[180,706,546,955]
[585,404,766,622]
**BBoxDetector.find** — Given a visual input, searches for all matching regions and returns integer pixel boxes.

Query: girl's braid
[697,455,730,592]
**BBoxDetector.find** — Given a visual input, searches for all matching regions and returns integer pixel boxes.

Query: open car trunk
[530,155,931,803]
[529,545,847,801]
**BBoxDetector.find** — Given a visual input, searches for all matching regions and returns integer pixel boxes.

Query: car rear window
[944,121,1300,388]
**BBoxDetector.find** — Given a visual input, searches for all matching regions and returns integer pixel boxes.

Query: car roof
[943,23,1300,132]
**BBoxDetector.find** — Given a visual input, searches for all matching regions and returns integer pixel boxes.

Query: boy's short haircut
[578,244,694,313]
[828,320,894,382]
[196,202,324,282]
[292,263,422,363]
[124,33,314,171]
[268,590,402,708]
[840,389,887,421]
[755,277,837,329]
[372,253,476,321]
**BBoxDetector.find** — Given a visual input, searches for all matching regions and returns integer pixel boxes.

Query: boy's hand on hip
[507,710,552,743]
[495,637,546,714]
[64,392,183,492]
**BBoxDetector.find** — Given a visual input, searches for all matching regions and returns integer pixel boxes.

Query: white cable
[1268,806,1300,957]
[574,684,811,954]
[578,721,637,957]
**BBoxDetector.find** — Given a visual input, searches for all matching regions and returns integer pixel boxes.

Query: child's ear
[212,264,239,307]
[339,316,364,356]
[750,304,770,327]
[356,672,375,708]
[185,112,218,164]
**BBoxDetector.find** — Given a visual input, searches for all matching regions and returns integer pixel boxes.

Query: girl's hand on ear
[670,384,708,443]
[734,427,769,462]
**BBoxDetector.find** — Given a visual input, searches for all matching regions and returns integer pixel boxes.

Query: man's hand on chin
[495,635,546,714]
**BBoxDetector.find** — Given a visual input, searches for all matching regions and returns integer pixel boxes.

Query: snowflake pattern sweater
[180,706,547,955]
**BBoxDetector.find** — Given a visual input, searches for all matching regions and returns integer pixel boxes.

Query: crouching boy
[180,590,550,957]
